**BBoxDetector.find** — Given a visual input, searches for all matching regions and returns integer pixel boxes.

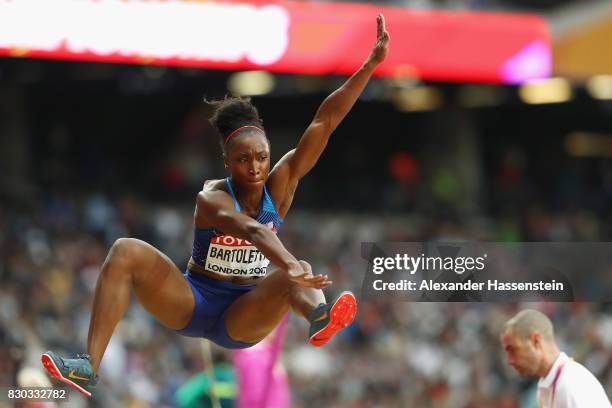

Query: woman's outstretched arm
[273,13,390,183]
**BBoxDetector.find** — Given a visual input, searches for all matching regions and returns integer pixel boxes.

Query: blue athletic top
[191,177,283,278]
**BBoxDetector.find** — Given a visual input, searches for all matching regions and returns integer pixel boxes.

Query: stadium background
[0,0,611,407]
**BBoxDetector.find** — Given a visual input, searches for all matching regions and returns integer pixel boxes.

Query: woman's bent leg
[225,261,325,344]
[87,238,195,371]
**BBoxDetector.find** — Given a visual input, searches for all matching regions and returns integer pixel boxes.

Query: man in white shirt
[500,309,610,408]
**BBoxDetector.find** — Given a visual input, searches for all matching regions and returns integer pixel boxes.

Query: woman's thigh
[224,266,292,343]
[117,238,195,330]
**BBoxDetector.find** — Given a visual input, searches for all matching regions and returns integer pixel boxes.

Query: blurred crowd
[0,192,610,407]
[1,49,611,407]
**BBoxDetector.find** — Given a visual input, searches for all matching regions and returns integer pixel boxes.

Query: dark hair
[204,96,266,151]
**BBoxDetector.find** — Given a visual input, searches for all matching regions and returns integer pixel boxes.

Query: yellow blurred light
[586,75,612,100]
[519,78,572,104]
[392,86,443,112]
[228,71,275,96]
[392,64,419,80]
[565,132,612,157]
[457,84,508,108]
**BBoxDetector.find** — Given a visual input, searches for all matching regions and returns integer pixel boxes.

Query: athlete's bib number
[205,235,270,277]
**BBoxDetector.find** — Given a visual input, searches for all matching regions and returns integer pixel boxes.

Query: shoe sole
[309,291,357,347]
[41,353,92,398]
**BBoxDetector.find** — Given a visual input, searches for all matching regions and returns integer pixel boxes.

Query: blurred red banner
[0,0,551,83]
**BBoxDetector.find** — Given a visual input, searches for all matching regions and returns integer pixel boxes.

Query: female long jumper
[42,13,390,398]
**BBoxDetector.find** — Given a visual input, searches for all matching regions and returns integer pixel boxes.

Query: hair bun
[205,96,264,142]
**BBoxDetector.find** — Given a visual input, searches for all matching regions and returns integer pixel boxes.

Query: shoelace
[76,353,91,361]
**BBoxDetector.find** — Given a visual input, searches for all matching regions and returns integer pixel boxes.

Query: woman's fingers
[378,13,386,38]
[296,274,332,288]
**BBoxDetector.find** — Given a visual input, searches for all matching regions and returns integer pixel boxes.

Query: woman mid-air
[42,13,390,397]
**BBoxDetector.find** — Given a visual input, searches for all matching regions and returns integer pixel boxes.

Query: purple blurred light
[500,40,552,84]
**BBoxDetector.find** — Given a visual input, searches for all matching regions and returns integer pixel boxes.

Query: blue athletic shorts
[176,270,257,349]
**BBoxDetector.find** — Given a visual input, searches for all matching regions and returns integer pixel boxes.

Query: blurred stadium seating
[1,0,611,407]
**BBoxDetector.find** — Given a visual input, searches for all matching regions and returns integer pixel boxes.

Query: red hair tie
[224,125,264,145]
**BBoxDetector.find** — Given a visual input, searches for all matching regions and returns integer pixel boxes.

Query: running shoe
[308,291,357,347]
[41,351,98,398]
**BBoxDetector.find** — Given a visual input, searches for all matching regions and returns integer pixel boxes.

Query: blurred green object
[496,220,522,242]
[175,363,236,408]
[432,169,461,203]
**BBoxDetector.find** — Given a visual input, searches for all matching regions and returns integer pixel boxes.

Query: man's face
[501,329,541,377]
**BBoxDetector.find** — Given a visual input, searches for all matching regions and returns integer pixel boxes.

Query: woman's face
[224,131,270,189]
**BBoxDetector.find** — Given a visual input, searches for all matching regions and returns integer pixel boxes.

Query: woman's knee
[105,238,148,273]
[259,260,313,295]
[298,260,312,274]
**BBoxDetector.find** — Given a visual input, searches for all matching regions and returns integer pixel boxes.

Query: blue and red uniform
[176,177,283,348]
